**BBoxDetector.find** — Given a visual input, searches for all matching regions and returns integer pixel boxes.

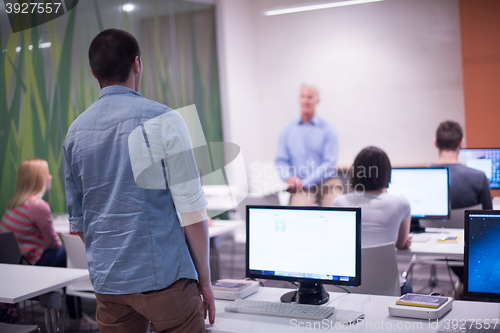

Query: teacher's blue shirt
[275,115,339,188]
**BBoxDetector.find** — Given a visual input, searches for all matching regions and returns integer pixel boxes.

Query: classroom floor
[18,234,459,332]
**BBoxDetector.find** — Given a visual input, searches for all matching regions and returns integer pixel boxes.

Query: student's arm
[276,124,294,184]
[396,214,412,250]
[30,199,61,249]
[479,175,493,209]
[64,139,85,235]
[184,219,215,325]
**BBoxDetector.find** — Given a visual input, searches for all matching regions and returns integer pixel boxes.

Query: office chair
[0,232,31,265]
[420,204,482,229]
[61,233,95,300]
[326,242,401,296]
[418,204,481,291]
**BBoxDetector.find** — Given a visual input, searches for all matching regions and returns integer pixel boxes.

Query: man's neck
[437,149,459,164]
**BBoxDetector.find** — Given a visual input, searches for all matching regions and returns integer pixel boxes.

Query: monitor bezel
[245,205,362,287]
[463,210,500,300]
[458,148,500,189]
[389,167,451,219]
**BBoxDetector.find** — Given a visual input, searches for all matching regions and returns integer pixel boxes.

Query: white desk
[0,264,89,303]
[399,228,465,259]
[209,286,500,332]
[0,264,89,333]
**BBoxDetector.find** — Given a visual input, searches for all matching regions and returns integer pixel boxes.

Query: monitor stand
[410,218,426,233]
[280,282,329,305]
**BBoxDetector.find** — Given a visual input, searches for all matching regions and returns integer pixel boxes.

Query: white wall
[216,0,465,176]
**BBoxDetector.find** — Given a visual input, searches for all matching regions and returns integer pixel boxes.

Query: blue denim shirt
[275,115,339,188]
[63,86,202,294]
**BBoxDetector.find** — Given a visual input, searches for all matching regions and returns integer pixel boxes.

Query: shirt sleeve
[301,124,339,188]
[479,175,493,209]
[161,111,207,226]
[29,199,62,249]
[64,138,84,233]
[275,126,292,181]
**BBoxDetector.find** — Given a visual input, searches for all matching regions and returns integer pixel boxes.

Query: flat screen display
[387,168,450,219]
[458,148,500,189]
[464,210,500,300]
[246,206,361,287]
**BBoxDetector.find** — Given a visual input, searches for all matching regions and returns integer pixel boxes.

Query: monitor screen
[387,168,450,219]
[246,205,361,304]
[464,210,500,300]
[458,148,500,189]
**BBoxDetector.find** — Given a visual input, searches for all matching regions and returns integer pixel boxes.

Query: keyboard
[438,321,500,333]
[224,299,335,320]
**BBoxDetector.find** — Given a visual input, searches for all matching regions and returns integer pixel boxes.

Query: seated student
[0,158,98,331]
[430,120,492,209]
[430,121,492,298]
[333,146,412,295]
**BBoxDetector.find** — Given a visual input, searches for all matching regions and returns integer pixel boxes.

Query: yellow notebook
[396,294,448,309]
[436,235,459,243]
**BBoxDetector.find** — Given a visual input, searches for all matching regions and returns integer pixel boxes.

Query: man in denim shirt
[64,29,215,333]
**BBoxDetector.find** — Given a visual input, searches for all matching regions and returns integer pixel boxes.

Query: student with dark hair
[431,120,492,209]
[333,146,412,295]
[431,121,492,298]
[64,29,214,333]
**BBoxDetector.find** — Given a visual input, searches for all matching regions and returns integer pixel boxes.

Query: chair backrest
[420,204,483,229]
[0,232,23,264]
[61,233,88,269]
[345,242,400,296]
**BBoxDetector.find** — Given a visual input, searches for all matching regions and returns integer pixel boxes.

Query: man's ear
[132,56,141,73]
[459,139,464,149]
[434,139,438,148]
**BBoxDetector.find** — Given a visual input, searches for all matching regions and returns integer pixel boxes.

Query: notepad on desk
[396,294,449,309]
[436,235,459,243]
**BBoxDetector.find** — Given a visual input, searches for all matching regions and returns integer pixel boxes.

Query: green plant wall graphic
[0,0,223,213]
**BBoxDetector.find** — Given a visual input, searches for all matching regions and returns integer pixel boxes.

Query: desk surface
[210,286,500,332]
[0,264,89,303]
[53,215,243,237]
[398,228,464,259]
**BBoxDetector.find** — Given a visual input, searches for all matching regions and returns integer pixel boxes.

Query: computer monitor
[246,205,361,305]
[458,148,500,189]
[464,210,500,301]
[387,168,450,232]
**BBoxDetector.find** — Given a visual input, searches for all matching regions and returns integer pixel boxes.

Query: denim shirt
[275,115,339,188]
[63,86,204,294]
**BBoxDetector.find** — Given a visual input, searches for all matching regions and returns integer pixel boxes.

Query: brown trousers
[94,278,205,333]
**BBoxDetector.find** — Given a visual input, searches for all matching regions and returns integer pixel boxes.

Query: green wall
[0,0,223,213]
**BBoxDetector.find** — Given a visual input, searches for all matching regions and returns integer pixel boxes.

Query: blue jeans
[36,245,82,319]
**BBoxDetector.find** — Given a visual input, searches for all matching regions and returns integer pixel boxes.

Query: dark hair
[436,120,463,151]
[89,29,141,85]
[351,146,392,191]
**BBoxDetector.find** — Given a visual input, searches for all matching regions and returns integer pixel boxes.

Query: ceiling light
[122,4,135,12]
[264,0,386,16]
[39,42,51,48]
[16,47,21,52]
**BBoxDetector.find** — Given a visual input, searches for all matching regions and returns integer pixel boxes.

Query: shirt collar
[298,114,319,125]
[99,85,142,99]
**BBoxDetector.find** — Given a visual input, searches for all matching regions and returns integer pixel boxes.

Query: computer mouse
[341,312,365,324]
